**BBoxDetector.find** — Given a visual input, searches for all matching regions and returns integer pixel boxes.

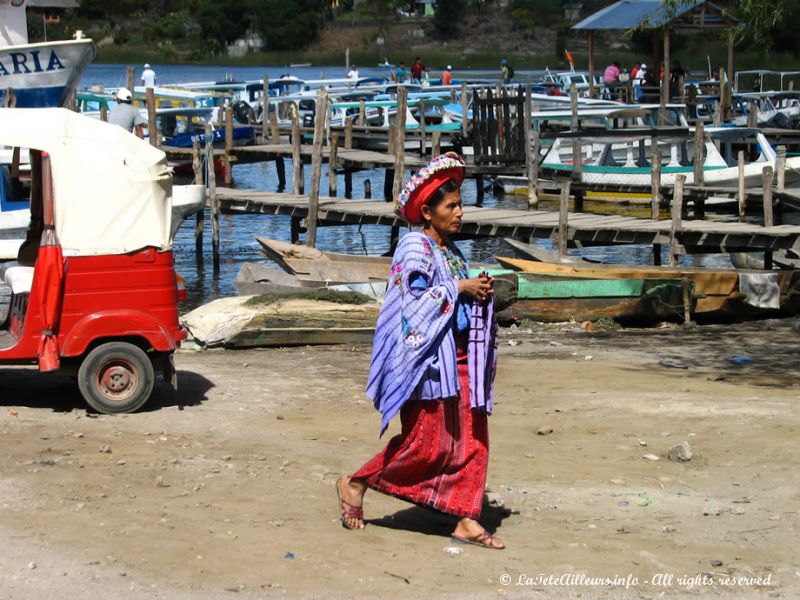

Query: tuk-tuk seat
[3,265,33,295]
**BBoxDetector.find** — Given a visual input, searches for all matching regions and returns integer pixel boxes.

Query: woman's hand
[458,273,495,302]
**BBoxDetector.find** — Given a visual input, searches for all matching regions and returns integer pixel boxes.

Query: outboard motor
[232,100,256,124]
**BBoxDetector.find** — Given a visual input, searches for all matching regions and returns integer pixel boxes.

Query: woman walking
[336,153,504,549]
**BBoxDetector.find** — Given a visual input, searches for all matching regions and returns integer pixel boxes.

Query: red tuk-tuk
[0,108,191,413]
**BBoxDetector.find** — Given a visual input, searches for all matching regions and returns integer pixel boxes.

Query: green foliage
[69,0,328,55]
[434,0,466,38]
[251,0,326,51]
[737,0,789,52]
[507,0,561,30]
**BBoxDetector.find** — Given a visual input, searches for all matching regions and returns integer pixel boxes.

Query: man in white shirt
[141,63,156,88]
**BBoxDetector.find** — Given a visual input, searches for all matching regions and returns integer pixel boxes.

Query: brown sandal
[336,478,364,530]
[451,531,505,549]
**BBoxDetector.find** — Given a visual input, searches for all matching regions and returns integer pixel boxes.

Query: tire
[77,342,155,414]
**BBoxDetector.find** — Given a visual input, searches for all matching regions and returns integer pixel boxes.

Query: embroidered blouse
[366,231,497,435]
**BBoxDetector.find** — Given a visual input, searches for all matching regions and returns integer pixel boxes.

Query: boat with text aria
[0,1,95,108]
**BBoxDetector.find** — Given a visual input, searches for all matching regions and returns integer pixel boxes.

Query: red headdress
[395,153,466,225]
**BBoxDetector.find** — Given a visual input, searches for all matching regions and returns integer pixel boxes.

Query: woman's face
[423,189,463,237]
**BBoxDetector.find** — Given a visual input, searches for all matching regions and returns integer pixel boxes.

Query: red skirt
[352,339,489,519]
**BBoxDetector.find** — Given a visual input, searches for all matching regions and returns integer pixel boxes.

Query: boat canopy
[0,108,172,256]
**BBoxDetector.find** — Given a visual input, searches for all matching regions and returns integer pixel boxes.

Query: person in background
[141,63,156,88]
[411,57,426,83]
[633,63,647,101]
[108,88,145,139]
[603,61,621,84]
[500,59,514,83]
[336,152,504,550]
[395,62,408,83]
[630,63,641,81]
[669,60,686,100]
[347,64,359,81]
[441,65,453,86]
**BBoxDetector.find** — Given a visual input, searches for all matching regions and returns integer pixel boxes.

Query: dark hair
[423,178,460,221]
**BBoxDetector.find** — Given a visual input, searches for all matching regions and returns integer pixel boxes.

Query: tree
[655,0,785,51]
[251,0,326,51]
[737,0,787,51]
[433,0,466,38]
[193,0,249,49]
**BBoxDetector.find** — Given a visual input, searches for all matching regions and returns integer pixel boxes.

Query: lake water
[79,64,789,310]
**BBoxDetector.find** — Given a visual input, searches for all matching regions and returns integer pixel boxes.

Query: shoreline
[0,318,798,598]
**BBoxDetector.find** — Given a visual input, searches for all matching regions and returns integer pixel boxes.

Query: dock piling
[669,174,685,267]
[558,181,571,257]
[306,89,328,248]
[261,75,269,144]
[224,106,234,186]
[763,166,774,269]
[776,146,786,192]
[460,82,468,137]
[570,84,582,182]
[737,150,746,222]
[344,117,353,149]
[693,121,704,186]
[431,130,441,158]
[275,157,286,191]
[650,139,661,219]
[204,123,220,271]
[651,140,662,265]
[146,87,158,147]
[291,105,302,195]
[383,169,394,202]
[329,133,339,197]
[192,138,204,259]
[270,110,280,144]
[391,87,408,204]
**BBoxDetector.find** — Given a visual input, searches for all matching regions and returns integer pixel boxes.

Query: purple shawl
[366,232,497,435]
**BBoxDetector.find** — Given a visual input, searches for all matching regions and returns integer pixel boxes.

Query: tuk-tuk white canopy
[0,108,172,256]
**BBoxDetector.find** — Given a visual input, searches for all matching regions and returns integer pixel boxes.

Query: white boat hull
[0,39,96,108]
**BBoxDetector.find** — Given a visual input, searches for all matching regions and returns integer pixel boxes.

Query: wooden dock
[216,187,800,253]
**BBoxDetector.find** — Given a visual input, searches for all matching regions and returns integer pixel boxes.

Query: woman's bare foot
[451,517,505,549]
[336,477,367,530]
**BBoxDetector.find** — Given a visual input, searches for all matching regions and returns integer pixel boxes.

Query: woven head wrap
[395,152,466,225]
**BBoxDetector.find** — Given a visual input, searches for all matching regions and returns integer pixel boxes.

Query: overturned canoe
[235,262,386,299]
[181,290,380,348]
[256,237,391,280]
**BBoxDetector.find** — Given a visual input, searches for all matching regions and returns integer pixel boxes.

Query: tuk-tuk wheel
[78,342,155,414]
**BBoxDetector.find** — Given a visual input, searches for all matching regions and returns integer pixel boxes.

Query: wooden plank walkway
[162,144,523,175]
[216,187,800,253]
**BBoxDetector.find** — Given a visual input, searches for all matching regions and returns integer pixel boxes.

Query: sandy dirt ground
[1,318,799,599]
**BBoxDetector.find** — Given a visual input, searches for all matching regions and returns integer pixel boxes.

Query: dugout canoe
[508,274,690,323]
[495,256,800,320]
